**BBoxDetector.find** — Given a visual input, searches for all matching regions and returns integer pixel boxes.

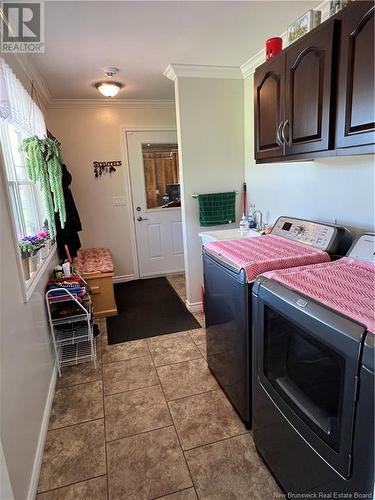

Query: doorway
[126,130,184,278]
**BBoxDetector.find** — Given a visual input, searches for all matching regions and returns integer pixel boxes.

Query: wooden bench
[74,248,117,319]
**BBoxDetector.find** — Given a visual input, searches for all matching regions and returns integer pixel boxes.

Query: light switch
[113,196,126,206]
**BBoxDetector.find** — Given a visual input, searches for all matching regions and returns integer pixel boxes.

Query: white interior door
[126,130,184,278]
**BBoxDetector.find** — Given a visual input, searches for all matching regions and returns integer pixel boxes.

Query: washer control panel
[271,217,336,251]
[348,234,375,262]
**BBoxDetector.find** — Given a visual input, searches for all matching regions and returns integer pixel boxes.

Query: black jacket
[56,164,82,260]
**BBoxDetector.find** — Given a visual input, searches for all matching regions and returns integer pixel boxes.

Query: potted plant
[18,239,33,280]
[21,137,66,239]
[19,236,44,275]
[36,227,50,258]
[19,244,31,280]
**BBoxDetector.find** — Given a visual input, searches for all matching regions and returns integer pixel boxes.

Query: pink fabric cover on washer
[205,234,330,282]
[264,257,375,334]
[74,248,114,274]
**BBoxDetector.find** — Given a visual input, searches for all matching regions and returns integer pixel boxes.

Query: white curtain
[0,57,46,138]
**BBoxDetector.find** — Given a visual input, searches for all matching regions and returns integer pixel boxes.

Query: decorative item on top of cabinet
[287,10,322,46]
[335,1,375,154]
[330,0,351,17]
[266,37,282,61]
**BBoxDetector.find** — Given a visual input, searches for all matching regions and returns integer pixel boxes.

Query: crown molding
[47,98,176,110]
[240,50,266,79]
[11,54,52,107]
[164,63,243,81]
[26,57,52,106]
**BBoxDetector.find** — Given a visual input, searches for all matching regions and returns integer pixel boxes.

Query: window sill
[23,244,57,302]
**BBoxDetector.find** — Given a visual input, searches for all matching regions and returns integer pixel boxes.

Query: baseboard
[113,274,136,284]
[27,364,57,500]
[186,300,203,313]
[113,271,185,282]
[163,270,185,277]
[139,269,185,279]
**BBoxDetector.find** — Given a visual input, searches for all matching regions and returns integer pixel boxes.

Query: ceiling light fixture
[95,67,124,97]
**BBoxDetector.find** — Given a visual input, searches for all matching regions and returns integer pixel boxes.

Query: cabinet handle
[281,120,290,145]
[276,121,284,146]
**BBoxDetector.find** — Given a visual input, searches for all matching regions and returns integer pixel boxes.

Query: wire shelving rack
[45,279,96,376]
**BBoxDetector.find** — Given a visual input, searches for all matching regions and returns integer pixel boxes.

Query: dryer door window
[263,306,345,451]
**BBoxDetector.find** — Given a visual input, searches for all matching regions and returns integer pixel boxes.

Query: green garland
[21,136,66,238]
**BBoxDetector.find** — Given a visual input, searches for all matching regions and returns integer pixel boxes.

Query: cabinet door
[336,2,375,150]
[284,21,335,155]
[254,55,285,160]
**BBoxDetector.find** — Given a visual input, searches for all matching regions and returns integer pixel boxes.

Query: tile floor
[37,274,280,500]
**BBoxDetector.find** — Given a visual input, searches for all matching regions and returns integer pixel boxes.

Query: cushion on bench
[74,248,114,274]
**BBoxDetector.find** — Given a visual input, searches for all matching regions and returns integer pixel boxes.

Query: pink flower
[36,230,49,239]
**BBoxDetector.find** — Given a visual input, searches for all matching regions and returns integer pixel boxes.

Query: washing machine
[202,216,352,425]
[252,233,374,496]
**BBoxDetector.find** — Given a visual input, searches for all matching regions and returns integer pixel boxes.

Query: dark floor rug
[107,277,201,344]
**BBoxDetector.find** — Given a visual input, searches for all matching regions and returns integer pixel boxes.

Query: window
[0,57,54,300]
[141,143,180,209]
[0,122,47,237]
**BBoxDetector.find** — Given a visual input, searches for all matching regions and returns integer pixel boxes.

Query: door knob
[137,216,149,222]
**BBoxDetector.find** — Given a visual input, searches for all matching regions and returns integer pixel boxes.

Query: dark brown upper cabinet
[254,21,335,162]
[254,55,285,160]
[284,22,334,155]
[254,1,375,163]
[336,1,375,152]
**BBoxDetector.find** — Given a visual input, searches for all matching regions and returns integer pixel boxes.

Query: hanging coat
[55,164,82,260]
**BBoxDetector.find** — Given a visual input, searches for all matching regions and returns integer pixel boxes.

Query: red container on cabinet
[266,37,283,61]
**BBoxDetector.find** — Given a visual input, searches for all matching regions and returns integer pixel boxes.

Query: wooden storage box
[74,247,117,319]
[82,271,117,319]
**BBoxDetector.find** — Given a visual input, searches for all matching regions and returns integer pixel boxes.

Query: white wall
[47,105,176,280]
[174,77,244,309]
[0,55,57,500]
[0,165,58,500]
[244,73,375,235]
[0,441,14,500]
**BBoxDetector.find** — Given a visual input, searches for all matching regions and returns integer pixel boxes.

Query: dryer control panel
[271,217,336,251]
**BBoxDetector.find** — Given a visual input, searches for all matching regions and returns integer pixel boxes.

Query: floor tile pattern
[37,274,280,499]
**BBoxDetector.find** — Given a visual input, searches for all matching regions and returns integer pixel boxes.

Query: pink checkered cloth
[205,234,330,282]
[264,257,375,334]
[74,248,114,274]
